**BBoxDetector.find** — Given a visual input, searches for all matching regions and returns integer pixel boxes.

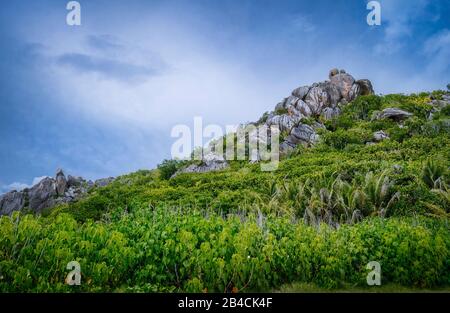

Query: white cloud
[32,176,49,186]
[27,16,282,139]
[423,29,450,75]
[375,0,430,54]
[291,14,316,33]
[1,176,50,194]
[1,182,29,193]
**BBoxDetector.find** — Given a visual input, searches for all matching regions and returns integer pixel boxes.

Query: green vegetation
[157,159,189,180]
[1,211,449,292]
[0,92,449,292]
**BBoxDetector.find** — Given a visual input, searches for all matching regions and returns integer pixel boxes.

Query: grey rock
[67,175,85,187]
[285,95,300,107]
[0,191,25,215]
[28,177,57,213]
[304,86,329,115]
[376,108,413,121]
[95,177,115,187]
[55,168,67,196]
[289,123,319,144]
[175,160,229,176]
[322,107,341,120]
[393,164,403,173]
[286,104,302,118]
[292,86,310,99]
[430,99,449,109]
[265,69,374,153]
[274,101,285,111]
[295,100,313,116]
[266,114,301,132]
[348,83,361,102]
[373,130,389,142]
[0,169,116,216]
[330,72,355,101]
[356,79,374,96]
[303,81,341,115]
[319,81,341,106]
[329,68,339,79]
[279,141,296,155]
[442,93,450,102]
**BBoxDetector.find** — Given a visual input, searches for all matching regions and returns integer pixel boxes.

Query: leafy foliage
[1,211,449,292]
[157,159,189,180]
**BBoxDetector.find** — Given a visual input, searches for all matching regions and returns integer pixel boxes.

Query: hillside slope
[0,83,449,292]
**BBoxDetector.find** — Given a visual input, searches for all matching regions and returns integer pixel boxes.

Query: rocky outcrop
[0,191,25,216]
[94,177,115,187]
[175,69,375,174]
[0,169,115,216]
[28,177,58,212]
[173,152,229,177]
[263,69,374,153]
[175,160,229,175]
[374,108,413,121]
[55,168,67,196]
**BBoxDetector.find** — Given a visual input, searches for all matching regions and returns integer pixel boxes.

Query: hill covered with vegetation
[0,90,449,292]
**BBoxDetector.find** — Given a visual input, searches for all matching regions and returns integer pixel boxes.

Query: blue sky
[0,0,449,192]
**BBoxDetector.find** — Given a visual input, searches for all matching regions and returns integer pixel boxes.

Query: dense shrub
[157,159,188,180]
[0,211,448,292]
[321,128,371,149]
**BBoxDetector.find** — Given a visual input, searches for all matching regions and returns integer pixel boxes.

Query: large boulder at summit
[329,70,355,100]
[0,169,116,216]
[304,82,341,114]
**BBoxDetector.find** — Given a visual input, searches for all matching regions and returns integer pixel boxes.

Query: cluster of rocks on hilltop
[266,68,374,153]
[0,169,114,216]
[176,68,375,175]
[175,69,450,176]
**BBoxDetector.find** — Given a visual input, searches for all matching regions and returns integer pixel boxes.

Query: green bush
[321,128,371,149]
[157,159,188,180]
[0,211,448,292]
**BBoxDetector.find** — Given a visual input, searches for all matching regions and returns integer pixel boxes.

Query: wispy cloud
[56,53,159,83]
[1,176,49,194]
[86,34,123,52]
[423,28,450,75]
[290,14,316,33]
[375,0,431,54]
